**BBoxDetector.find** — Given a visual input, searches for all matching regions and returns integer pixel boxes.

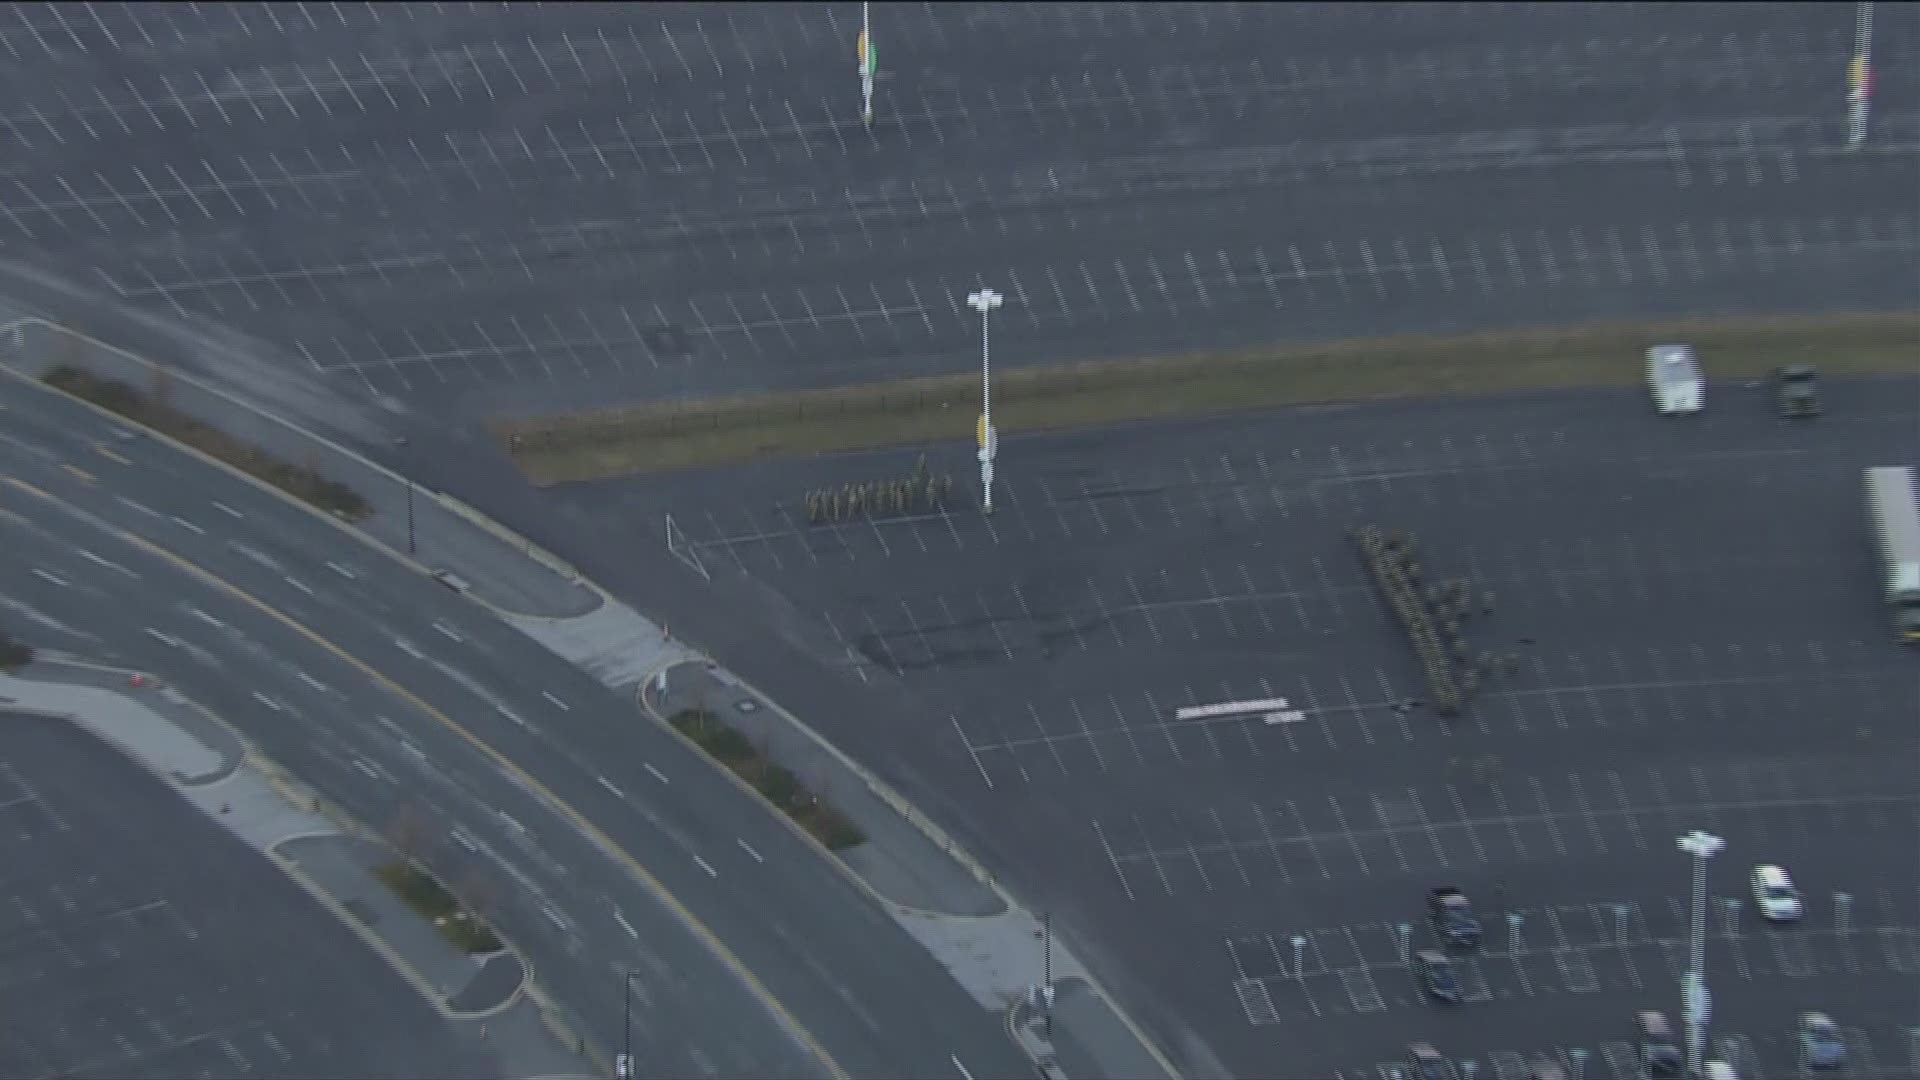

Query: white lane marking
[326,560,356,579]
[612,910,638,938]
[251,691,282,711]
[169,515,204,534]
[643,763,669,784]
[186,606,225,628]
[76,549,138,578]
[432,621,463,642]
[400,740,425,760]
[497,811,527,834]
[29,568,68,587]
[597,775,623,798]
[693,855,717,878]
[115,494,158,517]
[451,828,478,852]
[952,1055,975,1080]
[142,627,179,647]
[296,671,327,692]
[737,838,763,863]
[541,904,567,930]
[498,704,528,729]
[353,759,380,780]
[284,575,313,596]
[212,501,243,519]
[541,690,570,711]
[393,638,424,659]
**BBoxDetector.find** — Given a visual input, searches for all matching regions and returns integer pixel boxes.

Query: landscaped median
[666,706,865,851]
[372,857,504,955]
[493,312,1920,485]
[42,366,372,521]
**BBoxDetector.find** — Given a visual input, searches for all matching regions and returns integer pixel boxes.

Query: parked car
[1408,1042,1449,1080]
[1638,1010,1683,1074]
[1752,864,1803,921]
[1427,886,1482,948]
[1800,1012,1847,1069]
[1415,949,1462,1004]
[1775,363,1820,417]
[1647,343,1705,415]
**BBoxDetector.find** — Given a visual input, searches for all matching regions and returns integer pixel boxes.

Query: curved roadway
[0,373,1031,1080]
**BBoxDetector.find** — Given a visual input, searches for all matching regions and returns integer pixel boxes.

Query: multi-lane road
[0,374,1034,1080]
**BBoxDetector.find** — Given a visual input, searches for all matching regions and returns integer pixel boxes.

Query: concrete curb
[4,318,1173,1079]
[636,661,1001,925]
[643,660,1187,1080]
[0,318,603,622]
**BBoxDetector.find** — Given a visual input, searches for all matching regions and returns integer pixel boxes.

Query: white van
[1702,1060,1739,1080]
[1647,343,1705,415]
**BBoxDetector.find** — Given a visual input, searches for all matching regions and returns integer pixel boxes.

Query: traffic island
[42,366,371,521]
[372,858,504,955]
[665,706,866,851]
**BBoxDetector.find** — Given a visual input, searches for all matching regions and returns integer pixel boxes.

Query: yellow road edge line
[59,462,96,484]
[68,513,847,1080]
[6,476,55,500]
[94,443,132,465]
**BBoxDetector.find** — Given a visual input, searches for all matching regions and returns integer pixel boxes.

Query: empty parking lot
[0,715,490,1079]
[0,2,1913,417]
[580,377,1920,1076]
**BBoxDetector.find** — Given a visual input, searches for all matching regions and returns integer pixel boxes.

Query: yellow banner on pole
[977,414,988,448]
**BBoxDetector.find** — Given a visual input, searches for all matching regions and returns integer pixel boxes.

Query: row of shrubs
[668,707,865,850]
[1352,526,1516,717]
[44,367,372,522]
[0,632,32,671]
[804,453,953,524]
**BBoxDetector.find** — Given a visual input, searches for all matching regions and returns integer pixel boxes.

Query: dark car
[1775,363,1820,417]
[1416,949,1462,1003]
[1408,1042,1449,1080]
[1800,1012,1846,1069]
[1638,1010,1683,1075]
[1427,886,1482,948]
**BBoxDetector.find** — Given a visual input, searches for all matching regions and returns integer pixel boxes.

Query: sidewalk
[638,659,1180,1080]
[0,317,600,620]
[0,663,594,1080]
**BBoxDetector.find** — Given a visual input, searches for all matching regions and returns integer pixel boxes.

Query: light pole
[967,288,1003,514]
[1849,2,1874,147]
[1677,829,1725,1079]
[619,972,641,1078]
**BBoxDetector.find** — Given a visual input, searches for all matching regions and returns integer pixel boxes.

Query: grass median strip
[495,312,1919,485]
[667,707,866,851]
[372,858,503,955]
[43,366,372,521]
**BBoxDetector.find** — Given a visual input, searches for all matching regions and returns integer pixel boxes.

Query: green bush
[666,707,866,850]
[373,858,501,954]
[0,633,31,671]
[43,367,371,521]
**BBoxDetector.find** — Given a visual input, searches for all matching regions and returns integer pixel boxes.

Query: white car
[1752,864,1803,921]
[1647,343,1705,415]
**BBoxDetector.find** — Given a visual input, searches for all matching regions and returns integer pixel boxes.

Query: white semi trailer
[1863,466,1920,643]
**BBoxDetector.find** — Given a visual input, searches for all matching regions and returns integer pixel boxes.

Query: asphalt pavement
[0,375,1034,1080]
[570,374,1920,1077]
[0,2,1913,417]
[0,711,494,1080]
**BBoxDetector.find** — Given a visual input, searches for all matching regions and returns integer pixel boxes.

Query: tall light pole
[619,971,642,1078]
[967,288,1003,514]
[1849,2,1874,147]
[1677,830,1725,1079]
